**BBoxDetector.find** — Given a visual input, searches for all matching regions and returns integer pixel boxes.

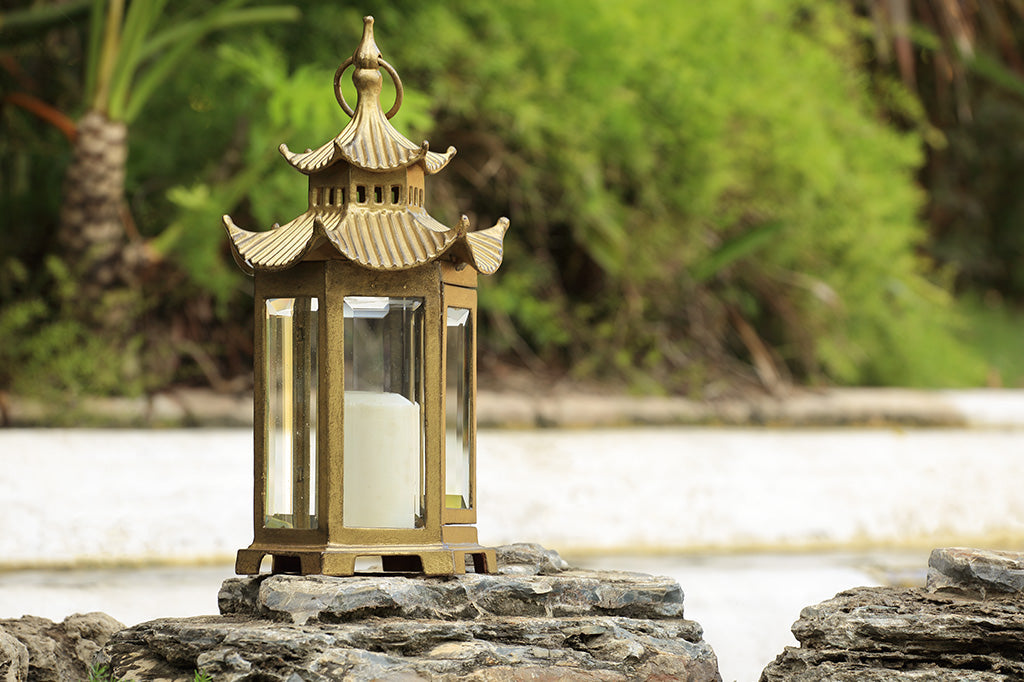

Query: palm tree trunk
[58,109,130,302]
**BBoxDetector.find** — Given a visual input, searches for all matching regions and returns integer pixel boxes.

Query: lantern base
[235,543,496,577]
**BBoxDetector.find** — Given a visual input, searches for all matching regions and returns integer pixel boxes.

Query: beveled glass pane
[264,297,319,530]
[343,296,424,528]
[445,307,472,510]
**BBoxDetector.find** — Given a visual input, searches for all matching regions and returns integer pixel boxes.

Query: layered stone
[761,548,1024,681]
[99,545,720,681]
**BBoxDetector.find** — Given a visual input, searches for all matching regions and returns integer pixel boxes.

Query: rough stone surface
[0,612,124,682]
[0,630,28,682]
[927,547,1024,597]
[101,547,720,681]
[761,547,1024,681]
[495,542,572,575]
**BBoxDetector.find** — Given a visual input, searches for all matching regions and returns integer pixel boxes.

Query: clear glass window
[264,297,319,530]
[445,307,472,509]
[343,296,424,528]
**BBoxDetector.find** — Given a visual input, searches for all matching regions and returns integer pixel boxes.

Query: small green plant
[87,664,127,682]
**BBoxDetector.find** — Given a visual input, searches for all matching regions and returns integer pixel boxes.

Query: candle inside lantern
[343,390,421,528]
[342,296,424,528]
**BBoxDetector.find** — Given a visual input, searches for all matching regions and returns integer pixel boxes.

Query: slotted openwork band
[334,56,404,119]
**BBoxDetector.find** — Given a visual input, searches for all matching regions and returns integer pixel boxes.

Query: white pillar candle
[343,390,421,528]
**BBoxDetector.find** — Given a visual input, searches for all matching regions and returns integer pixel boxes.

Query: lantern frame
[226,16,507,576]
[233,260,493,575]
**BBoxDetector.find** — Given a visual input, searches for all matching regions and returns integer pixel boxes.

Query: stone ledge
[761,548,1024,681]
[98,545,721,681]
[219,569,686,626]
[103,613,714,681]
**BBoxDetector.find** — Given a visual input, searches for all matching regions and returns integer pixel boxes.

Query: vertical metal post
[291,296,312,529]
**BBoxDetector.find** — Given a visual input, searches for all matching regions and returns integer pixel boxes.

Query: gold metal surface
[229,16,507,577]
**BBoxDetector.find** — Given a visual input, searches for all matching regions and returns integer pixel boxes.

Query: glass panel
[343,296,424,528]
[445,307,472,509]
[264,297,319,530]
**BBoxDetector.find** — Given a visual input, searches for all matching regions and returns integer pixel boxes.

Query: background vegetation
[2,0,1023,403]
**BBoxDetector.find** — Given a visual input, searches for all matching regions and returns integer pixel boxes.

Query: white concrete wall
[1,427,1023,567]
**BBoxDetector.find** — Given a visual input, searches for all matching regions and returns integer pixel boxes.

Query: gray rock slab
[218,569,686,626]
[760,581,1024,680]
[495,542,571,575]
[101,548,719,681]
[927,547,1024,597]
[103,613,716,681]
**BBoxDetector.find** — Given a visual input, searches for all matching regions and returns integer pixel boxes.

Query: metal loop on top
[334,56,404,120]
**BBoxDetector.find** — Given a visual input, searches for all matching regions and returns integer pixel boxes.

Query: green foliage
[85,0,299,123]
[349,0,982,388]
[956,293,1024,388]
[2,0,998,397]
[0,258,148,400]
[928,90,1024,298]
[87,664,122,682]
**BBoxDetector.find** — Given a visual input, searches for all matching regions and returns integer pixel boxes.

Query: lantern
[225,16,508,576]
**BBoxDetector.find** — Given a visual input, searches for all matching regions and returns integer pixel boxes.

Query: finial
[354,16,380,69]
[333,16,403,120]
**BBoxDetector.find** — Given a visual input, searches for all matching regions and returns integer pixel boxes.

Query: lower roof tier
[224,206,508,274]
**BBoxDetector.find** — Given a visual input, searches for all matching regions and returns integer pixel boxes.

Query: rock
[0,630,28,682]
[103,545,720,681]
[926,547,1024,597]
[216,566,685,626]
[495,542,571,575]
[761,547,1024,681]
[0,612,123,682]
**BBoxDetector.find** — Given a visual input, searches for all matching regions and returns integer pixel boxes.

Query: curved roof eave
[222,212,319,272]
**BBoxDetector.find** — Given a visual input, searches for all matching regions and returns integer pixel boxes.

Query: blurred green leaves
[1,0,1000,395]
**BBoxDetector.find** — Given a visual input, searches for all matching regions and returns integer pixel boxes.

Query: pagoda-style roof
[279,131,456,176]
[223,16,508,275]
[225,208,508,273]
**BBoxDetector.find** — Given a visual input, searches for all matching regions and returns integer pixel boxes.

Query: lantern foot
[236,544,496,577]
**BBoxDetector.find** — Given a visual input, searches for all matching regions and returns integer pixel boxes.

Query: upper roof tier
[279,17,456,176]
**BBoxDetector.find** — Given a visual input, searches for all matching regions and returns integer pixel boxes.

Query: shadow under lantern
[224,16,509,576]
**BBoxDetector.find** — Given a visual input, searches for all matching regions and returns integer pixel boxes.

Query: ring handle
[334,57,404,120]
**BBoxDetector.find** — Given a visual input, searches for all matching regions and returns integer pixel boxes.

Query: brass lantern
[225,16,508,576]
